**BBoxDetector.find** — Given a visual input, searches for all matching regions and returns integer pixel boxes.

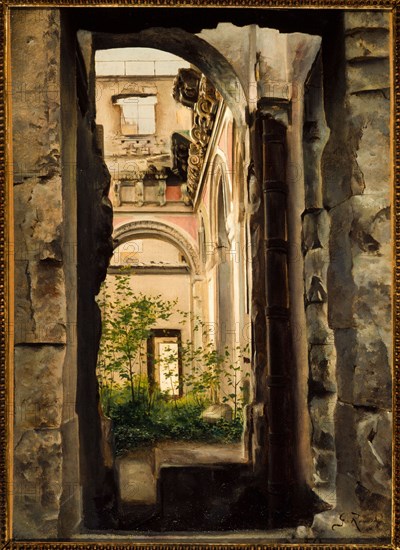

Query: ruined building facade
[10,7,392,540]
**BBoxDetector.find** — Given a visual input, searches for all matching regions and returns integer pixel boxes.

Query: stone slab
[357,409,392,498]
[14,428,62,539]
[14,345,65,431]
[346,59,390,94]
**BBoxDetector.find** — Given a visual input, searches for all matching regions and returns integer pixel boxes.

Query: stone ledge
[345,29,389,61]
[346,58,390,94]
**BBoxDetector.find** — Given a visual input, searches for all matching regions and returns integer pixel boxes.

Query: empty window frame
[115,95,157,135]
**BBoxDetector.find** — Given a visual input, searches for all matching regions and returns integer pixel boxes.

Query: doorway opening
[147,329,183,397]
[72,15,328,533]
[92,45,253,529]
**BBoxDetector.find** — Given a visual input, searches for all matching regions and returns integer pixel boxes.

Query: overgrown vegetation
[97,275,250,454]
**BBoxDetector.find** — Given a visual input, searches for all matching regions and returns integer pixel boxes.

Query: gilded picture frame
[1,0,398,548]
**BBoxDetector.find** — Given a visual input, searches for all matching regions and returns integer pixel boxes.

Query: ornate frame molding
[1,2,398,548]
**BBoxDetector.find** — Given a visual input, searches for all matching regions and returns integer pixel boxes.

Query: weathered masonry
[10,7,392,540]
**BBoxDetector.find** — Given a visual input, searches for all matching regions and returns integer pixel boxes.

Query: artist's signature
[332,512,361,532]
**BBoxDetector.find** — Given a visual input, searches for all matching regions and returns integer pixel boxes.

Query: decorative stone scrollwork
[173,69,219,203]
[190,79,219,199]
[172,68,201,109]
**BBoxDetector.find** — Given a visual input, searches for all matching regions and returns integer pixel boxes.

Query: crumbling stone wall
[311,11,392,537]
[75,29,116,530]
[302,53,337,506]
[11,9,80,538]
[11,9,115,538]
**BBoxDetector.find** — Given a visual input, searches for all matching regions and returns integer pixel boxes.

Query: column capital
[257,97,291,127]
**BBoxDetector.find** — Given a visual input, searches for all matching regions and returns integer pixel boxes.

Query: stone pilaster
[302,54,337,507]
[11,9,70,538]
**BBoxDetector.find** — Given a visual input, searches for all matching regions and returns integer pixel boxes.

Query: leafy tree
[97,275,177,408]
[96,277,251,450]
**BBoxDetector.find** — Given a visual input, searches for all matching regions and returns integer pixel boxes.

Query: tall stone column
[247,101,298,526]
[261,112,296,526]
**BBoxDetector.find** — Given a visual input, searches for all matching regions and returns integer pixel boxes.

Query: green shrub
[108,386,243,454]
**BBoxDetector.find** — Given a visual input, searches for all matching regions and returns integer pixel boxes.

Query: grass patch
[107,389,243,454]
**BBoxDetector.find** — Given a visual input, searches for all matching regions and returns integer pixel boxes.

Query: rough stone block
[306,303,333,345]
[14,429,62,539]
[116,450,156,504]
[347,93,390,196]
[353,333,391,409]
[345,29,389,61]
[327,194,390,337]
[14,177,67,344]
[309,394,336,450]
[302,209,330,253]
[304,248,329,289]
[306,275,328,305]
[312,447,336,485]
[303,118,330,210]
[346,58,390,94]
[350,198,392,388]
[349,195,390,253]
[14,345,64,431]
[335,325,391,409]
[344,11,390,31]
[201,403,233,423]
[356,410,392,498]
[309,344,337,393]
[11,10,61,176]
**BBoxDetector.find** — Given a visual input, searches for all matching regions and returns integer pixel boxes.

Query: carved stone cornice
[257,97,291,127]
[174,70,220,204]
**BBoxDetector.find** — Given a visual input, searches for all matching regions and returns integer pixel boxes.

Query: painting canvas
[1,1,397,546]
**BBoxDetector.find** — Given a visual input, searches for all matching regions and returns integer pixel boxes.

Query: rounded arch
[209,153,234,245]
[93,28,247,125]
[113,220,201,275]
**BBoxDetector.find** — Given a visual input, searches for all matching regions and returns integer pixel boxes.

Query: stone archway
[113,220,201,276]
[92,28,247,127]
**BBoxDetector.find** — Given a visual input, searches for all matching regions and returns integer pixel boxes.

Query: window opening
[115,95,157,136]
